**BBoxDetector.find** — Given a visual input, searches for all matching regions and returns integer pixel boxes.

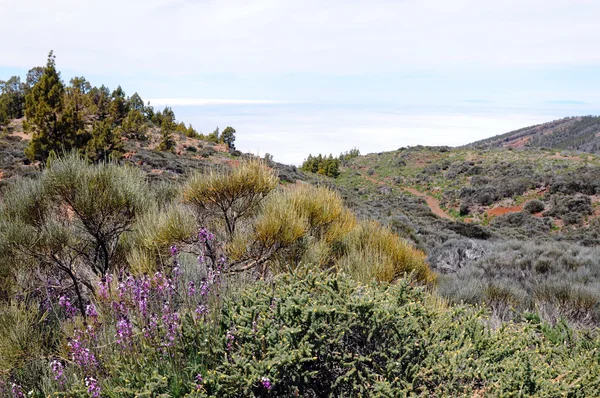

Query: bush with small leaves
[524,199,545,214]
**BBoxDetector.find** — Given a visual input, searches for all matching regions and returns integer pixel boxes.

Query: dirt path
[355,169,454,221]
[404,187,453,220]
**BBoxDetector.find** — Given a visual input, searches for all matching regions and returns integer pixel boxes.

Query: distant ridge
[466,115,600,153]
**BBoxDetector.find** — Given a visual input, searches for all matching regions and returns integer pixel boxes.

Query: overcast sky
[1,0,599,163]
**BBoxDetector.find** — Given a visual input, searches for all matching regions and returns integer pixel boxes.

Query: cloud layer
[2,0,600,76]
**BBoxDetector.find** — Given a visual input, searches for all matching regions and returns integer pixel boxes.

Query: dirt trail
[356,170,454,221]
[404,187,453,220]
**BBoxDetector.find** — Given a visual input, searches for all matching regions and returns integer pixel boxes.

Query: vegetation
[0,52,208,164]
[301,148,360,178]
[301,153,341,177]
[4,53,600,396]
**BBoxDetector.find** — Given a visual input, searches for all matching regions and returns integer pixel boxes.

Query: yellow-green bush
[183,159,278,238]
[243,184,432,284]
[125,204,197,273]
[0,301,46,375]
[337,220,433,284]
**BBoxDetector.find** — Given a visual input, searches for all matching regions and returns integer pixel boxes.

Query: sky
[1,0,599,164]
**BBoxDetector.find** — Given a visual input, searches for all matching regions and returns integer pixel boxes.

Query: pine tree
[221,126,236,149]
[207,126,220,143]
[128,92,145,113]
[86,119,124,161]
[109,85,128,123]
[24,51,73,162]
[121,109,147,140]
[0,76,25,120]
[157,106,175,151]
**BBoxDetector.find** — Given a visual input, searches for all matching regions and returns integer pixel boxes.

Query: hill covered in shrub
[467,115,600,153]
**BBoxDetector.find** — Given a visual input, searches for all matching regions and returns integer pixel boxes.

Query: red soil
[404,187,453,220]
[487,205,523,217]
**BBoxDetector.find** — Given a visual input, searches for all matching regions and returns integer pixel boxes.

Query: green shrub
[524,199,545,213]
[183,159,278,238]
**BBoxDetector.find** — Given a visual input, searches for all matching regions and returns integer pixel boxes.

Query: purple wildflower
[226,328,235,350]
[58,295,78,317]
[195,304,208,317]
[198,227,214,243]
[199,280,210,296]
[161,307,180,347]
[170,245,179,256]
[116,318,133,346]
[50,360,64,384]
[68,331,97,370]
[85,377,101,398]
[188,281,196,296]
[144,313,159,338]
[98,275,112,300]
[86,304,98,318]
[195,374,203,390]
[10,383,25,398]
[261,377,272,390]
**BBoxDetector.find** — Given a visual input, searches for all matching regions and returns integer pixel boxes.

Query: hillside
[0,118,304,190]
[309,144,600,325]
[2,55,600,396]
[467,115,600,153]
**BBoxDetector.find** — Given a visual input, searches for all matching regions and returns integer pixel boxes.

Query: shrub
[0,154,151,314]
[524,199,545,213]
[47,270,600,397]
[244,184,431,284]
[437,240,600,325]
[338,220,433,284]
[183,159,278,238]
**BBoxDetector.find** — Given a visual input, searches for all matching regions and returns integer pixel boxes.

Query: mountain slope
[467,115,600,153]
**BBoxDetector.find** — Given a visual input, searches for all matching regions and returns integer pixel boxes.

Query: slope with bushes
[311,144,600,326]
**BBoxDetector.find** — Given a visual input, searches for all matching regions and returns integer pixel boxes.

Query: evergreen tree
[86,119,124,161]
[121,109,147,140]
[0,76,25,120]
[207,126,220,143]
[157,106,175,151]
[62,77,91,146]
[89,85,111,120]
[221,126,236,149]
[109,85,128,123]
[24,51,73,162]
[144,101,155,121]
[186,123,198,138]
[25,66,44,91]
[128,92,145,113]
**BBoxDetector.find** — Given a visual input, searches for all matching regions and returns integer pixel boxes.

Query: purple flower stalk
[58,295,78,317]
[198,227,214,243]
[199,280,209,296]
[188,281,196,296]
[86,304,98,318]
[195,374,203,390]
[170,245,179,256]
[85,376,101,398]
[116,318,133,346]
[226,329,235,350]
[98,275,112,300]
[50,360,65,384]
[68,332,98,370]
[261,377,272,390]
[10,383,25,398]
[195,304,208,317]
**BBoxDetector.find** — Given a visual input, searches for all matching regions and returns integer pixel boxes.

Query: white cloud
[1,0,600,76]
